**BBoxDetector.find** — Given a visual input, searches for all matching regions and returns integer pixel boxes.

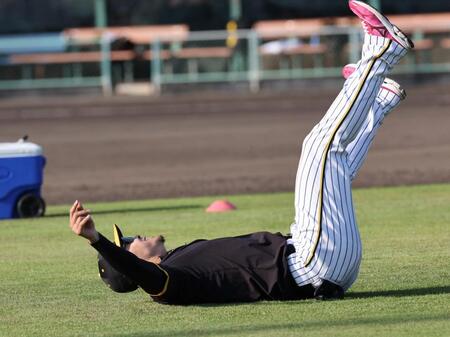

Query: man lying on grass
[70,200,321,304]
[70,1,414,305]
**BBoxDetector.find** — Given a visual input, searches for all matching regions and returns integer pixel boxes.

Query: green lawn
[1,184,449,337]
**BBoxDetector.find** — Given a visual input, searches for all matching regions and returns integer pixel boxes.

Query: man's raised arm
[69,201,169,297]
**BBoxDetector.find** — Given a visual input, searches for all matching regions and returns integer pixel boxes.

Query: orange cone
[206,200,236,213]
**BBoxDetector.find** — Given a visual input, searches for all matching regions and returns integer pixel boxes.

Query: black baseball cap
[97,224,138,293]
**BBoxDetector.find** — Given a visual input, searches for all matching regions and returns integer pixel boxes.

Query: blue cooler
[0,140,46,219]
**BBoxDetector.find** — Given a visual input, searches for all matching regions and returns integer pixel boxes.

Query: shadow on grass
[191,286,450,309]
[112,313,449,337]
[347,285,450,299]
[105,286,450,337]
[44,204,203,218]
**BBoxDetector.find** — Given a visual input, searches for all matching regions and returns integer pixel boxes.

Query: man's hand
[69,200,99,244]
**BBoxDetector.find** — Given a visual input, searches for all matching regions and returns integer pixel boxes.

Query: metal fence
[0,27,449,95]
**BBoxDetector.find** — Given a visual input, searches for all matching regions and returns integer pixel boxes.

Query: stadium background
[1,0,449,204]
[2,0,450,34]
[1,2,450,337]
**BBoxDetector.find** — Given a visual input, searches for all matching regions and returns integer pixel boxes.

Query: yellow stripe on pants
[304,40,392,268]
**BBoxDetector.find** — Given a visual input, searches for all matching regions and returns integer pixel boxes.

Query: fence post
[94,0,107,28]
[349,27,360,65]
[368,0,381,10]
[100,33,113,96]
[151,39,162,96]
[247,31,260,93]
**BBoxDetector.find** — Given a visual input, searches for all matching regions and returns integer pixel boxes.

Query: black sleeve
[91,233,168,295]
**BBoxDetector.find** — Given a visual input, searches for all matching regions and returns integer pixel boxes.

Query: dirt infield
[1,82,449,205]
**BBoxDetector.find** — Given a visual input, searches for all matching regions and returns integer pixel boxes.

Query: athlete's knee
[301,131,319,153]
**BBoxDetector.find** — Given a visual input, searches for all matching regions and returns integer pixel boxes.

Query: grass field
[1,184,449,337]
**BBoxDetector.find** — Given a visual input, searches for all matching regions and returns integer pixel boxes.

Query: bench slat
[64,25,189,44]
[281,44,328,55]
[9,51,136,64]
[253,13,450,39]
[173,47,232,59]
[441,38,450,49]
[0,33,66,54]
[141,50,172,60]
[254,19,327,39]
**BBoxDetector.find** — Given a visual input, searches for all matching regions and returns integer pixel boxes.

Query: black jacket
[92,231,314,305]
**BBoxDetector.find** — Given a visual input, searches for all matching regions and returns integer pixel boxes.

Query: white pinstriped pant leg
[332,90,402,289]
[288,35,407,290]
[347,89,402,180]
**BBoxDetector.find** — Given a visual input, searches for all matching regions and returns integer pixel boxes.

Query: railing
[0,21,449,95]
[0,33,106,92]
[149,26,450,93]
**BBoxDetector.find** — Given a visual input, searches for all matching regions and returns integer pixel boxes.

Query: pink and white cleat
[349,0,414,50]
[342,63,406,100]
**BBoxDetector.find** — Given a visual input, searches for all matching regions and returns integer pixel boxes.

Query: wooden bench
[254,18,327,39]
[0,33,66,55]
[172,47,232,59]
[65,25,232,62]
[331,12,450,35]
[9,51,135,64]
[4,26,189,68]
[386,13,450,64]
[170,46,234,75]
[441,38,450,49]
[64,24,188,73]
[2,25,189,84]
[350,13,450,56]
[254,19,330,69]
[387,13,450,35]
[254,13,450,70]
[64,25,189,45]
[0,33,69,80]
[65,25,234,79]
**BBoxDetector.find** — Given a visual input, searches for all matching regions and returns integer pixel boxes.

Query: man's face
[127,235,167,262]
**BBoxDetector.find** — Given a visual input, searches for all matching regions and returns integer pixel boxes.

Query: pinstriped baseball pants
[287,34,407,291]
[347,81,402,181]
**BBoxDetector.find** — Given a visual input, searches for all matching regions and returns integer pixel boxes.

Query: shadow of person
[346,285,450,299]
[112,310,450,337]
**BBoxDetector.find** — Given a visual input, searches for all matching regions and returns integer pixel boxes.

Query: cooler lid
[0,142,43,158]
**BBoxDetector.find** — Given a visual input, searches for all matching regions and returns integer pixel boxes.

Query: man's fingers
[69,200,86,222]
[72,214,90,234]
[70,200,78,216]
[69,200,96,240]
[71,210,90,226]
[69,200,79,223]
[69,202,91,230]
[74,209,90,218]
[78,214,91,227]
[74,214,91,234]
